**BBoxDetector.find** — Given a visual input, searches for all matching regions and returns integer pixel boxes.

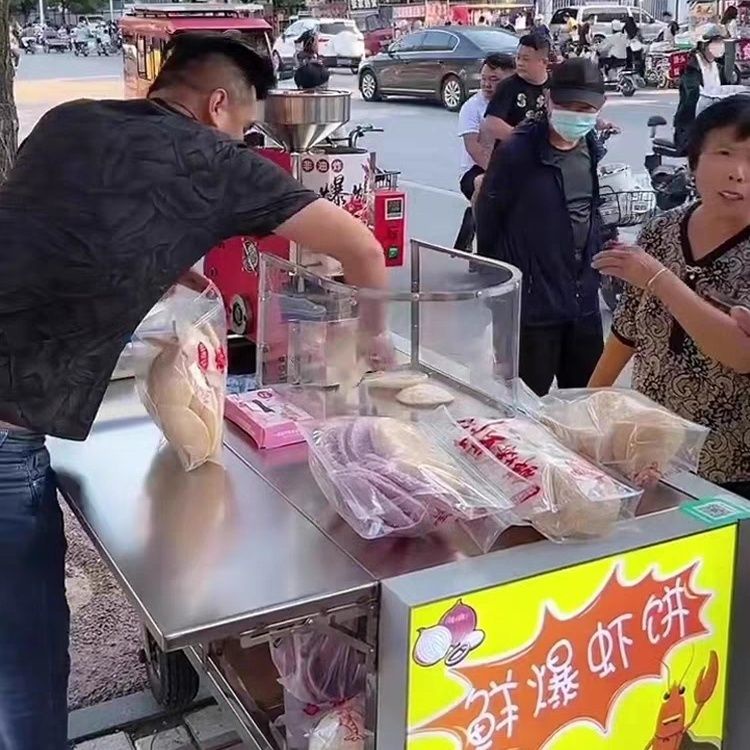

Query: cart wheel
[143,628,200,709]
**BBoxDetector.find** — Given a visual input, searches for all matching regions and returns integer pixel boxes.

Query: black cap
[550,57,605,109]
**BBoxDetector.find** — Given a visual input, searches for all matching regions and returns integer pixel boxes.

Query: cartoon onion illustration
[412,625,452,667]
[439,600,478,646]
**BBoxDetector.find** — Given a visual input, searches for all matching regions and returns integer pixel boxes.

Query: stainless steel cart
[50,242,750,750]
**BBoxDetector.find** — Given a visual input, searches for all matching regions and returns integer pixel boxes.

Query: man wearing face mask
[674,25,728,152]
[0,32,389,749]
[475,58,607,396]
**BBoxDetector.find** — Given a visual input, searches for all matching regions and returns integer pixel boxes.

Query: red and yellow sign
[407,526,736,750]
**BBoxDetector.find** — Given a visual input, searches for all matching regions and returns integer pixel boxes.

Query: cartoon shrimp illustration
[645,650,719,750]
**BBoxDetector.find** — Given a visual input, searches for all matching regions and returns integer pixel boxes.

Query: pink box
[225,388,312,449]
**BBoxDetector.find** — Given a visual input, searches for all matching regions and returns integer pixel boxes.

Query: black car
[358,25,518,111]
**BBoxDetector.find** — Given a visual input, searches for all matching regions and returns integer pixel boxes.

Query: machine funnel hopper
[255,89,352,152]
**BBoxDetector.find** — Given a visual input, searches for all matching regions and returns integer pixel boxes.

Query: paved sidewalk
[75,705,249,750]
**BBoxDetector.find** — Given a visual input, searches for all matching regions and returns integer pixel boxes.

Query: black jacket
[475,119,603,326]
[674,53,728,150]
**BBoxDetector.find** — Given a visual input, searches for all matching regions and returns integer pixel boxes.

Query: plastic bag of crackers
[133,279,227,471]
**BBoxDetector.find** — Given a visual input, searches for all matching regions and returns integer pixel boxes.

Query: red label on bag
[197,342,209,371]
[215,345,227,372]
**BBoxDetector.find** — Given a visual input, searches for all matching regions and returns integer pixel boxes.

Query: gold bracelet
[646,267,669,292]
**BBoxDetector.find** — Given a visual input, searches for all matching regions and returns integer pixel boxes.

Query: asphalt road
[14,52,680,248]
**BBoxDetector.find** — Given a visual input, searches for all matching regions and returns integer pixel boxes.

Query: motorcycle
[73,40,91,57]
[643,115,693,211]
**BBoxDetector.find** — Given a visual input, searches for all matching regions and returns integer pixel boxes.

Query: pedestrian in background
[597,20,628,78]
[590,95,750,498]
[480,34,550,146]
[722,5,739,38]
[475,58,608,395]
[662,10,680,46]
[454,53,515,250]
[673,25,727,152]
[624,15,645,76]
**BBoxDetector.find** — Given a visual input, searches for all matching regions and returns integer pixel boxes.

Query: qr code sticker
[697,501,737,520]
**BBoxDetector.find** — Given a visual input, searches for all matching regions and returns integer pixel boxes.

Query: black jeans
[519,315,604,396]
[455,165,485,252]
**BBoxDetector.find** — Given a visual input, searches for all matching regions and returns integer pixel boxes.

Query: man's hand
[591,245,664,289]
[731,306,750,337]
[595,117,621,134]
[358,330,396,371]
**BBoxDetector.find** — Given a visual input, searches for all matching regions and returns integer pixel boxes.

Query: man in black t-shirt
[0,33,389,748]
[480,33,550,146]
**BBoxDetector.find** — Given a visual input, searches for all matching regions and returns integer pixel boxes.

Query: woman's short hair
[687,94,750,169]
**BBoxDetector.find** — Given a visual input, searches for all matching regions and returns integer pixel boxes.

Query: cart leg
[142,627,200,709]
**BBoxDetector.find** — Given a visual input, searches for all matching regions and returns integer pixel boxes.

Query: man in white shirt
[455,53,514,250]
[597,20,628,79]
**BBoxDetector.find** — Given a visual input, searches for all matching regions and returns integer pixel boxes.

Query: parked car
[358,26,519,111]
[355,12,393,56]
[550,5,665,43]
[273,17,365,72]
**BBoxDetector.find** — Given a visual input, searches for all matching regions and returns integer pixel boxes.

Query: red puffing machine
[203,89,406,340]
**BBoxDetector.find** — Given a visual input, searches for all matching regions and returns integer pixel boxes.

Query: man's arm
[221,147,387,292]
[474,143,515,259]
[275,199,387,291]
[480,115,514,144]
[462,133,492,170]
[480,82,515,144]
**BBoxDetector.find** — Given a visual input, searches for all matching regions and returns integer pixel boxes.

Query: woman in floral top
[589,95,750,498]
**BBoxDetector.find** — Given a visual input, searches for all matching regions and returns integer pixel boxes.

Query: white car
[550,5,665,43]
[273,18,365,73]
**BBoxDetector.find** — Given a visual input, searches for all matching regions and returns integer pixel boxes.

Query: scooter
[643,115,693,210]
[602,61,642,97]
[73,40,91,57]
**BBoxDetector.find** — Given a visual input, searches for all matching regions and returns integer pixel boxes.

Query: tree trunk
[0,0,18,183]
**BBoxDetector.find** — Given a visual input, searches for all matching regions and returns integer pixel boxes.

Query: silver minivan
[550,5,666,43]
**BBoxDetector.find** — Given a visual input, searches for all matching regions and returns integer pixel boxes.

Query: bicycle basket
[599,186,657,227]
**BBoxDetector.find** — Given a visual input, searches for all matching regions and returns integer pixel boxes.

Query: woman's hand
[591,244,665,289]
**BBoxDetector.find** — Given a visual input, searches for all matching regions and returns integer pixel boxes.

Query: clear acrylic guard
[257,240,522,420]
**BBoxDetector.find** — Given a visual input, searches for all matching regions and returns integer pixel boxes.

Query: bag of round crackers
[457,416,643,544]
[133,280,228,471]
[532,388,709,486]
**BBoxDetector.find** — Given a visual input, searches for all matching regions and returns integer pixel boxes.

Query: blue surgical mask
[549,109,598,142]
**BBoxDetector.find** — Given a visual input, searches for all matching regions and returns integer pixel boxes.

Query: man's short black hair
[483,52,515,71]
[687,94,750,169]
[662,10,673,16]
[150,31,276,100]
[519,32,551,54]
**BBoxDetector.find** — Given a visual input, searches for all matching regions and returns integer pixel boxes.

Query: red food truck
[120,3,273,99]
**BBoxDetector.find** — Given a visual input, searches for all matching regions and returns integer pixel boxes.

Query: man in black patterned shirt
[0,33,387,747]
